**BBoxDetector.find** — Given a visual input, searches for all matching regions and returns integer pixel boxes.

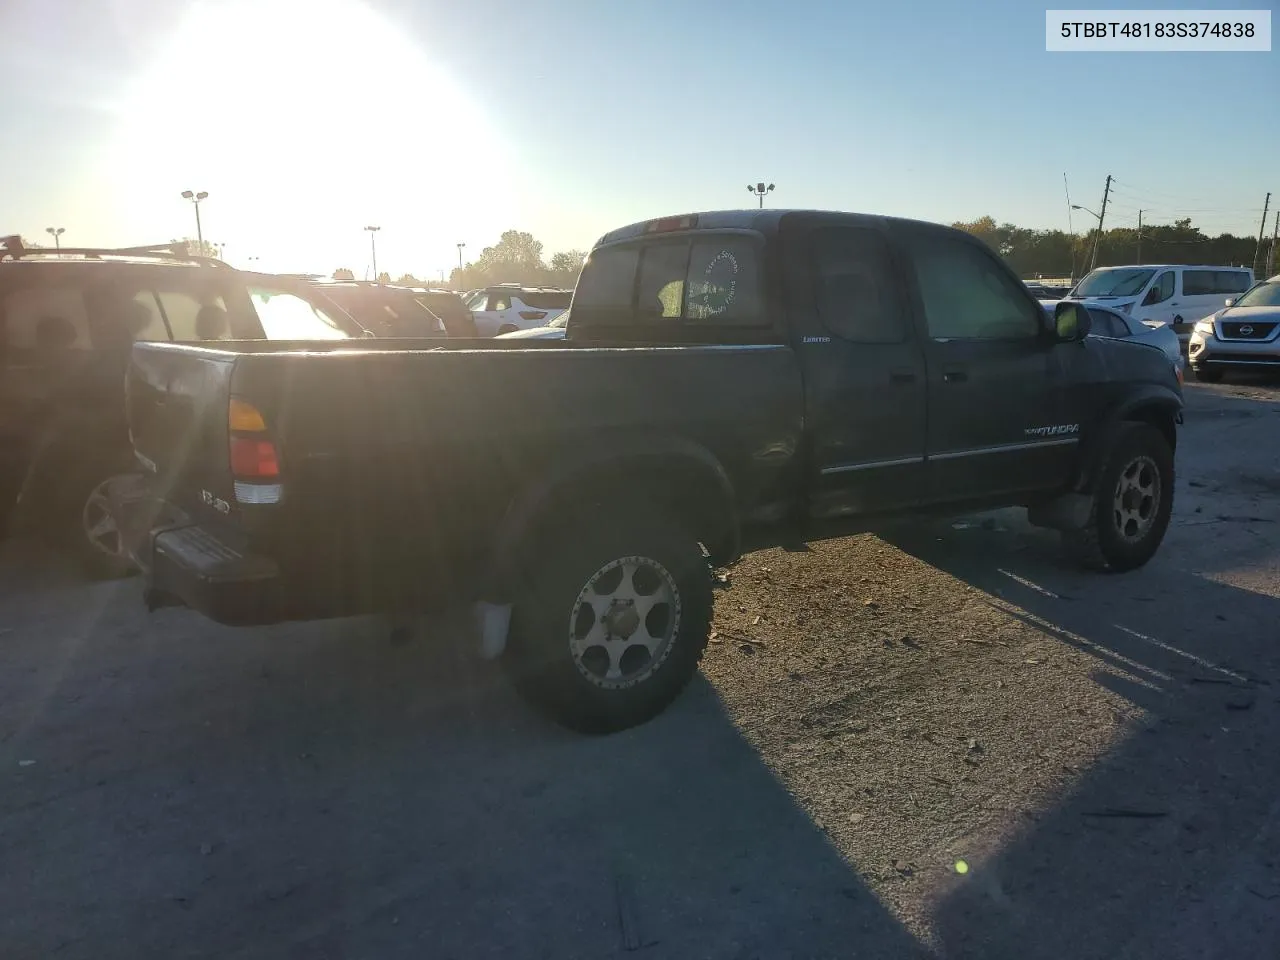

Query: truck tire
[506,508,712,734]
[1061,423,1173,573]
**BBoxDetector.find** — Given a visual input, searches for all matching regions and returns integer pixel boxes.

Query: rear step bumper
[111,479,283,626]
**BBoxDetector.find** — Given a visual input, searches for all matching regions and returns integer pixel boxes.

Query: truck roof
[593,209,965,247]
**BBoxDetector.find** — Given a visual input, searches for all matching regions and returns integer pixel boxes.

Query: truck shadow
[877,512,1280,960]
[2,601,928,959]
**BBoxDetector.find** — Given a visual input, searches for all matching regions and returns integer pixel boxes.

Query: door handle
[889,369,916,384]
[942,368,968,384]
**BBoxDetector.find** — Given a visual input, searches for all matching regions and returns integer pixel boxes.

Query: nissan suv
[1188,274,1280,382]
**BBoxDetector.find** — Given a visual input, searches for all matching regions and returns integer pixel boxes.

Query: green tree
[376,271,391,284]
[397,273,419,285]
[332,267,355,280]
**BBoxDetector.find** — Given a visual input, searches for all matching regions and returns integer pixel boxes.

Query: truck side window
[1145,272,1175,305]
[908,233,1037,340]
[810,227,906,343]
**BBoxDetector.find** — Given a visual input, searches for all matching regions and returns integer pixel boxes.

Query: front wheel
[1062,424,1173,572]
[506,508,712,733]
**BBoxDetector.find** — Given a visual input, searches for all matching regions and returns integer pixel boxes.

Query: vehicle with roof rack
[0,235,367,575]
[119,209,1181,732]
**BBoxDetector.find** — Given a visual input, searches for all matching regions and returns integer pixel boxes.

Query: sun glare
[106,0,516,274]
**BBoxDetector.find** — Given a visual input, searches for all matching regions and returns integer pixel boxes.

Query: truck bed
[126,339,805,622]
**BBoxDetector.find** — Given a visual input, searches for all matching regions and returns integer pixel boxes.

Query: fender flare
[1075,385,1182,492]
[483,433,740,599]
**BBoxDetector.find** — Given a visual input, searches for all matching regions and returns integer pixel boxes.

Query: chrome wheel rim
[569,556,681,690]
[1112,455,1160,544]
[82,479,123,558]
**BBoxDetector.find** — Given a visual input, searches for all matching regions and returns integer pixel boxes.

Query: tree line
[332,230,588,290]
[952,216,1272,280]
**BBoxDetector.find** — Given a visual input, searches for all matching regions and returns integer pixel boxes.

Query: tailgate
[126,341,237,522]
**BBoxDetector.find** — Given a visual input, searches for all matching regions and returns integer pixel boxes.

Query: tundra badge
[1024,423,1080,438]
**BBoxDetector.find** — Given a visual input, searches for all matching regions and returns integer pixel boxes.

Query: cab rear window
[573,235,765,327]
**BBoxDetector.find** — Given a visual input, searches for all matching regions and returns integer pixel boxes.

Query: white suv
[466,285,572,337]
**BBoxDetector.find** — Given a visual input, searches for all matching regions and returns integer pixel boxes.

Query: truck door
[785,220,927,518]
[896,226,1073,503]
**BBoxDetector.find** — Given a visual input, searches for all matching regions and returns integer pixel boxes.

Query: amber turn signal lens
[229,397,267,432]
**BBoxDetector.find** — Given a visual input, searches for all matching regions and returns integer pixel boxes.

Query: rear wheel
[72,474,138,579]
[506,508,712,733]
[1192,365,1223,383]
[1062,423,1173,572]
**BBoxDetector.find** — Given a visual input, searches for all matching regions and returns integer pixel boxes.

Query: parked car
[1026,283,1071,299]
[309,281,477,338]
[1040,300,1184,376]
[1187,274,1280,382]
[120,209,1181,732]
[467,285,572,336]
[0,236,365,575]
[1066,264,1253,348]
[495,310,569,340]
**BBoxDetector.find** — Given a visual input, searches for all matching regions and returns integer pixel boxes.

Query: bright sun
[107,0,516,275]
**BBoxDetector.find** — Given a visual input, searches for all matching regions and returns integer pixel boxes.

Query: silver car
[495,310,569,341]
[1187,275,1280,383]
[1040,300,1184,375]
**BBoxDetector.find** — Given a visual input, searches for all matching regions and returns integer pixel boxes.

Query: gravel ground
[2,379,1279,959]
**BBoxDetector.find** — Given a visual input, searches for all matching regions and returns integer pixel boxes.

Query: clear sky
[3,0,1276,278]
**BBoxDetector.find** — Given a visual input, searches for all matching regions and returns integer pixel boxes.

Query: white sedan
[1041,300,1183,375]
[495,311,569,341]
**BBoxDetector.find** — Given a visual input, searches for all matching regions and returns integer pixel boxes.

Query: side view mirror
[1224,297,1236,308]
[1054,301,1091,342]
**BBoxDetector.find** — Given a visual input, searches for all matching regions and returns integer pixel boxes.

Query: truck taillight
[228,397,282,503]
[230,438,280,478]
[519,310,547,322]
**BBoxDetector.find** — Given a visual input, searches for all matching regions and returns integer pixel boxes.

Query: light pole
[456,241,466,268]
[181,190,208,246]
[747,182,775,208]
[45,226,65,251]
[364,225,381,280]
[1072,204,1103,272]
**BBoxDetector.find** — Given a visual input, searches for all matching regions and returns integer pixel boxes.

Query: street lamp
[181,190,209,246]
[45,226,65,251]
[747,182,775,208]
[364,225,381,280]
[456,241,466,268]
[1072,204,1105,272]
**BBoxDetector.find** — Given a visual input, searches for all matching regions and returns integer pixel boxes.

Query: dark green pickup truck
[122,210,1183,732]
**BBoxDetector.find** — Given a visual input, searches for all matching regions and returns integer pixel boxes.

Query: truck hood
[1085,332,1182,396]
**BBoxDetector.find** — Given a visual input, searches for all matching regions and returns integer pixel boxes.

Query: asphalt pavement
[2,378,1278,960]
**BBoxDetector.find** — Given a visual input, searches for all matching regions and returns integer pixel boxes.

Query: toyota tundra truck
[121,210,1183,732]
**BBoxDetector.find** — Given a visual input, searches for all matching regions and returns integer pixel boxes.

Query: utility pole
[1268,211,1279,278]
[457,242,466,268]
[1254,192,1271,277]
[1136,209,1143,265]
[1064,173,1076,282]
[1087,174,1111,273]
[364,225,381,280]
